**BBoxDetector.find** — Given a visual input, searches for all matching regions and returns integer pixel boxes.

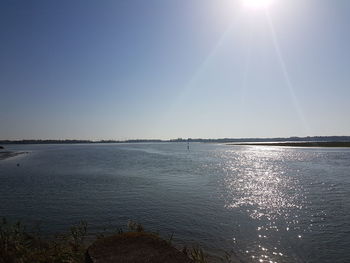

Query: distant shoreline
[1,136,350,145]
[228,142,350,147]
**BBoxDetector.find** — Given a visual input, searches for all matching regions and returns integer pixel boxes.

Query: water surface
[0,143,349,263]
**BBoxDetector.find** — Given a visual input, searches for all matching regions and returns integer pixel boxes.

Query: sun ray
[238,23,254,116]
[165,12,244,113]
[265,10,311,134]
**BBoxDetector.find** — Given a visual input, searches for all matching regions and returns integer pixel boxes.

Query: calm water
[0,143,349,263]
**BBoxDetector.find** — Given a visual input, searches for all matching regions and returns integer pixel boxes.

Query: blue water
[0,143,349,263]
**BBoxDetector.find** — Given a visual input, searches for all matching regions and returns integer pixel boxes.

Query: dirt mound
[86,232,193,263]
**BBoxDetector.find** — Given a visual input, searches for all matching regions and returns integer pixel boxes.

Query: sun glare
[243,0,273,9]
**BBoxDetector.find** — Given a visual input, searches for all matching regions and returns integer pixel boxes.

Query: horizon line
[1,135,350,143]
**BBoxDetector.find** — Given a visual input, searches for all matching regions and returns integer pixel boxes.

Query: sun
[243,0,274,9]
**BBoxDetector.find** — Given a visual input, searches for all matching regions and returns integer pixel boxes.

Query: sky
[1,0,349,140]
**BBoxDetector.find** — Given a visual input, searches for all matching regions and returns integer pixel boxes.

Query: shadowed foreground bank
[0,220,239,263]
[86,232,193,263]
[228,141,350,147]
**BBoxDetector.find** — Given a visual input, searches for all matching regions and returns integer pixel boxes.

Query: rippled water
[0,143,349,262]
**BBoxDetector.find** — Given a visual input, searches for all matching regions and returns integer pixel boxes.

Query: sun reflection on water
[221,146,302,220]
[218,146,306,262]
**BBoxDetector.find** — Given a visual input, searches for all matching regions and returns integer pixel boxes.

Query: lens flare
[243,0,273,9]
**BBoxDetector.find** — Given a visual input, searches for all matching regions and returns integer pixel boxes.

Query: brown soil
[86,232,193,263]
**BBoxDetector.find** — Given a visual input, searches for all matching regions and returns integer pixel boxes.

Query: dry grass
[0,218,87,263]
[0,218,239,263]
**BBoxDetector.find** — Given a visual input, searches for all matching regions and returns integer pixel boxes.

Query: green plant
[190,246,207,263]
[0,218,87,263]
[127,220,144,232]
[167,232,174,245]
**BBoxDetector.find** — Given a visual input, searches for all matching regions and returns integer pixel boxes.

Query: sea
[0,143,349,263]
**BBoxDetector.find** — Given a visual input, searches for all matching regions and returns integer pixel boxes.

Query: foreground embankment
[0,220,239,263]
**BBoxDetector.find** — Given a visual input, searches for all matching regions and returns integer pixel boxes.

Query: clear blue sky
[1,0,349,140]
